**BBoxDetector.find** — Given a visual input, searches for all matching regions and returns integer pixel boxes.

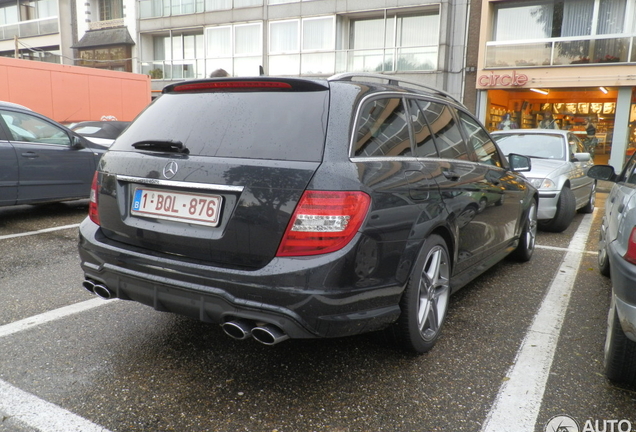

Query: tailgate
[97,151,320,268]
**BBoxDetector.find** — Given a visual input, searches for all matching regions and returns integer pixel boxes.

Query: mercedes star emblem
[163,161,178,179]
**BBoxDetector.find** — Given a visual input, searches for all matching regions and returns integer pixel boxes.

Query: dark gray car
[589,156,636,385]
[78,74,538,353]
[0,103,107,207]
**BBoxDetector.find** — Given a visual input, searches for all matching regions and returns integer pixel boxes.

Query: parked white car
[492,129,596,232]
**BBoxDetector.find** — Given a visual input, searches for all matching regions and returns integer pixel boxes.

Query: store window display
[539,111,559,129]
[497,113,518,130]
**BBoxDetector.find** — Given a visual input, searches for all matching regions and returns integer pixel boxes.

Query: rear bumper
[78,218,404,339]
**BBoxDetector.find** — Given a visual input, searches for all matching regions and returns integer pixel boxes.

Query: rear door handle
[21,151,38,158]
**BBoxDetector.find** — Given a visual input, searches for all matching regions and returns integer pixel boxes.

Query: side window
[407,99,438,158]
[457,110,503,167]
[419,101,468,160]
[0,110,71,146]
[623,155,636,185]
[354,97,412,157]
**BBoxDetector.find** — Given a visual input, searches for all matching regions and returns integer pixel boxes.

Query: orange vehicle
[0,57,150,123]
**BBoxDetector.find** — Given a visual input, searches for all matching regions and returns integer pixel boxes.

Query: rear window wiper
[132,140,190,154]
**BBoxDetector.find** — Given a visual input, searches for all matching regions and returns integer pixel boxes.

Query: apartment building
[136,0,474,102]
[0,0,73,63]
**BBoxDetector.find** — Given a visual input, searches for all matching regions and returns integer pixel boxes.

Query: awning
[72,27,135,49]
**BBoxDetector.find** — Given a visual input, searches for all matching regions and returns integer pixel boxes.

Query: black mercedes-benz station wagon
[79,73,537,353]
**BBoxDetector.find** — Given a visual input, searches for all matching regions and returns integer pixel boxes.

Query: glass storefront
[483,87,636,163]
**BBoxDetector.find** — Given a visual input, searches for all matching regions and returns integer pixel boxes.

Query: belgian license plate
[131,188,222,227]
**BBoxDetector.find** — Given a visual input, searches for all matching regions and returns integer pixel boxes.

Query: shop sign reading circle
[478,70,529,87]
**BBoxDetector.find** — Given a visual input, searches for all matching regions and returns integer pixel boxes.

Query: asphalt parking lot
[0,195,634,432]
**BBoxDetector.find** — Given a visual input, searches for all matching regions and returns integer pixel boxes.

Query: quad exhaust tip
[82,279,96,294]
[221,319,254,340]
[221,320,289,345]
[252,324,290,345]
[82,279,115,300]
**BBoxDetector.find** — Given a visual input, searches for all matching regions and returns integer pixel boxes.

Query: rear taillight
[625,227,636,265]
[88,171,100,226]
[276,191,371,257]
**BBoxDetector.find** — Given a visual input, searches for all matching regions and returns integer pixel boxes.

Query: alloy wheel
[417,245,451,341]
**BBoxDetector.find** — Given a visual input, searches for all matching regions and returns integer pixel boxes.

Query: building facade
[136,0,474,101]
[476,0,636,169]
[0,0,73,63]
[73,0,137,72]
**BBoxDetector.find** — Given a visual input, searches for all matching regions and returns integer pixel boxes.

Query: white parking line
[0,298,112,431]
[481,212,595,432]
[0,379,112,432]
[0,298,108,339]
[0,224,80,241]
[536,244,596,255]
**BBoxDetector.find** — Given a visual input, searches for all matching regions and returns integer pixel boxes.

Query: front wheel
[391,235,451,354]
[539,186,575,233]
[510,199,537,262]
[604,303,636,385]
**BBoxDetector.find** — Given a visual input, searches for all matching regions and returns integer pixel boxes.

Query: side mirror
[508,153,531,172]
[572,152,591,162]
[71,135,85,149]
[587,165,617,182]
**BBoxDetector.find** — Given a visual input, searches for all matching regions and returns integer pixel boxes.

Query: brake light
[276,191,371,257]
[172,81,292,92]
[625,227,636,265]
[88,171,100,226]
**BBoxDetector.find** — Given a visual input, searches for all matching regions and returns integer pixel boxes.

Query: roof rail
[328,72,460,105]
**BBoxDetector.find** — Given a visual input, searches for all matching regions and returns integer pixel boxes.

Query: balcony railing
[485,35,636,68]
[141,60,205,80]
[0,17,58,41]
[143,47,438,80]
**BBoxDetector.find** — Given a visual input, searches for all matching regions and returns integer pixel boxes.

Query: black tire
[510,199,537,262]
[598,223,611,277]
[391,234,451,354]
[579,181,596,214]
[604,304,636,386]
[538,186,575,233]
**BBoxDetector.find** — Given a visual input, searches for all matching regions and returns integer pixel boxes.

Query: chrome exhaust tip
[221,319,255,340]
[252,324,289,346]
[92,284,114,300]
[82,279,96,294]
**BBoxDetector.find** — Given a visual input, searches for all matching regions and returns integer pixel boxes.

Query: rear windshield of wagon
[112,90,329,162]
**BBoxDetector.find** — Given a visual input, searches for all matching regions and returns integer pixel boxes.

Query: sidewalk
[597,180,613,193]
[592,153,613,193]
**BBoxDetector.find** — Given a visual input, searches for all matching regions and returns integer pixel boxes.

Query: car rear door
[351,95,441,257]
[412,100,522,275]
[0,110,97,203]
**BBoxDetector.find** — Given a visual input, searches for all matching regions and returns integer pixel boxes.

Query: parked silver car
[492,129,596,232]
[588,156,636,386]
